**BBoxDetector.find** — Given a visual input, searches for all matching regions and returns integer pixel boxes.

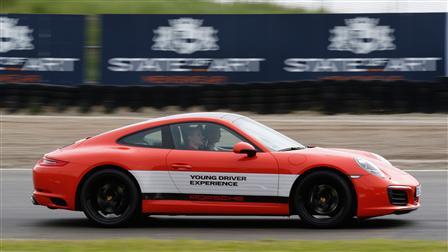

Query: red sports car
[32,113,421,227]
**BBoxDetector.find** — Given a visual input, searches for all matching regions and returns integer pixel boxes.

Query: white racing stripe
[131,170,178,193]
[132,170,298,197]
[170,171,276,196]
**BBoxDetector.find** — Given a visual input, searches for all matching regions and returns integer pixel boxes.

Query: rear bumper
[31,195,38,205]
[32,191,71,209]
[32,163,81,210]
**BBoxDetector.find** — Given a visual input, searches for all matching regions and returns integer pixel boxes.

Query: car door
[166,122,279,203]
[117,125,178,196]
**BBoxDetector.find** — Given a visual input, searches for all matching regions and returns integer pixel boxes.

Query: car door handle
[170,164,192,171]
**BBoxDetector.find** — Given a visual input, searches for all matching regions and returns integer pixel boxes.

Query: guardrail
[1,80,447,114]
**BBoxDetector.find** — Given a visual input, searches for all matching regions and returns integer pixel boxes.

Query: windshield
[233,117,305,151]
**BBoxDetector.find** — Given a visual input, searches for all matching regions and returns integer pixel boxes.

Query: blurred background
[1,0,446,162]
[0,0,447,249]
[0,0,447,113]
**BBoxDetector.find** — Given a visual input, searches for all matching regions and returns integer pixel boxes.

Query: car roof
[86,113,247,143]
[149,112,245,123]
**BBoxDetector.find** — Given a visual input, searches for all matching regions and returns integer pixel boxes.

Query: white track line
[0,168,446,172]
[1,115,146,120]
[390,159,448,164]
[0,169,31,171]
[1,115,446,124]
[1,159,446,171]
[403,169,448,172]
[257,119,446,124]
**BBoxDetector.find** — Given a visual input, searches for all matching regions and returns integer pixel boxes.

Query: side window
[213,127,244,151]
[169,122,246,152]
[118,126,170,148]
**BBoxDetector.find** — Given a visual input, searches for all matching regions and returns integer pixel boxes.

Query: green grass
[1,0,313,14]
[1,239,447,252]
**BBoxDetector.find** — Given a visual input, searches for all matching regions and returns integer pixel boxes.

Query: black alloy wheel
[294,170,355,228]
[80,169,140,227]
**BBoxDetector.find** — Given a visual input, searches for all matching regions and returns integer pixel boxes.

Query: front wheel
[80,169,140,227]
[293,170,355,228]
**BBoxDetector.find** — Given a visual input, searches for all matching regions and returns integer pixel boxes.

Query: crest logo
[152,18,219,54]
[0,17,34,53]
[328,17,395,54]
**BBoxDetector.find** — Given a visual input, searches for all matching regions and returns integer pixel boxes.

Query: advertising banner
[0,14,85,84]
[102,13,446,84]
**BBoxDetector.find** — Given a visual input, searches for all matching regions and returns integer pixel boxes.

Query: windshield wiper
[278,146,304,151]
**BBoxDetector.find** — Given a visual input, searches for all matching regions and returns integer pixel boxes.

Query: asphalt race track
[1,170,446,240]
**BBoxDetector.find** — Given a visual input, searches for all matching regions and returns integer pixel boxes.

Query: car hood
[290,146,376,160]
[288,147,409,177]
[328,147,408,174]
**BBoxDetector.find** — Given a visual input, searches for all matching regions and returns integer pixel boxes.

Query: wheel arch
[288,166,358,216]
[75,164,142,211]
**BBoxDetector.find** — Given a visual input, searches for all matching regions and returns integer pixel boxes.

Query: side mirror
[233,142,256,158]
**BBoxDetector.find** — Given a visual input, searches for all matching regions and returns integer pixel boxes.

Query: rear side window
[118,126,172,149]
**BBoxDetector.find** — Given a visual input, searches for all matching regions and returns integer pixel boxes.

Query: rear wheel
[293,170,355,228]
[80,169,140,227]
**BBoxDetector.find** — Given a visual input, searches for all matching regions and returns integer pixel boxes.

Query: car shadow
[37,216,414,230]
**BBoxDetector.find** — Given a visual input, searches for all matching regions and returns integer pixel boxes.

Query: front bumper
[352,171,420,218]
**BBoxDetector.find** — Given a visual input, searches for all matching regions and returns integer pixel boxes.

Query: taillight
[39,157,68,167]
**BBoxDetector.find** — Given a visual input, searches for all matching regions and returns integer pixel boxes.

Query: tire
[293,170,355,228]
[80,169,140,227]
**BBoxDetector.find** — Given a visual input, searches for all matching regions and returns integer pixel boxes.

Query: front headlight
[355,157,386,178]
[372,153,392,166]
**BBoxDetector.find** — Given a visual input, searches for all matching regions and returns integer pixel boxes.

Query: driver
[203,124,221,151]
[184,126,204,150]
